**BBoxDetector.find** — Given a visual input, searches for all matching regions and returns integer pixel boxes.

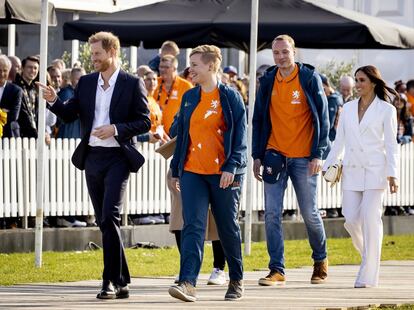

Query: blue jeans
[179,171,243,286]
[263,157,327,274]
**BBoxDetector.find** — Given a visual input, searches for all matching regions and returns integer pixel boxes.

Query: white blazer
[323,96,399,191]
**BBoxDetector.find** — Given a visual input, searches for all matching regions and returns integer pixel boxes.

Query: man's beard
[95,58,111,72]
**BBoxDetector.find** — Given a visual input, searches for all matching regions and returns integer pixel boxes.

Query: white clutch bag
[323,161,343,188]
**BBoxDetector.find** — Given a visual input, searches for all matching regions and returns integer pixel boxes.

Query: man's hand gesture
[36,82,57,103]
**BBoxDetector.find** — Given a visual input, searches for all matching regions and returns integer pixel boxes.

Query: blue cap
[223,65,238,75]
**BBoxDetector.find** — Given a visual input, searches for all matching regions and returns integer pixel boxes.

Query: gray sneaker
[224,280,244,301]
[168,281,197,302]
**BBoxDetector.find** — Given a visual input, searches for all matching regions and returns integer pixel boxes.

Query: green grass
[0,234,413,286]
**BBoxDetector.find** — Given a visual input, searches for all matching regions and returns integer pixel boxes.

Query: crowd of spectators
[1,40,413,229]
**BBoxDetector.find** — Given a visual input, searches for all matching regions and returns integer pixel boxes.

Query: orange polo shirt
[184,88,226,175]
[154,76,192,136]
[267,64,314,157]
[147,96,162,132]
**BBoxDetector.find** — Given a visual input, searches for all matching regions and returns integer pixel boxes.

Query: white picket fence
[0,138,413,219]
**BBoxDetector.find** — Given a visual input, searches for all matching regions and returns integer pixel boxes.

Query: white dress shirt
[89,67,120,147]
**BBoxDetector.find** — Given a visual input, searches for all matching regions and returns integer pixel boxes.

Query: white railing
[1,138,413,218]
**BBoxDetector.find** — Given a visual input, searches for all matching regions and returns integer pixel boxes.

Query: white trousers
[342,189,384,287]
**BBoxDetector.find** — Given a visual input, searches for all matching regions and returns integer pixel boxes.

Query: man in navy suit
[0,55,22,138]
[38,32,151,299]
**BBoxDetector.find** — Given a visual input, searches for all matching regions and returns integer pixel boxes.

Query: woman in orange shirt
[168,45,247,302]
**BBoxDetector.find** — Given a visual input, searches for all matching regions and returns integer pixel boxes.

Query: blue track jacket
[252,63,329,161]
[170,83,247,178]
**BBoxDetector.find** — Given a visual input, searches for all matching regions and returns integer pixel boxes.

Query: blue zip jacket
[327,91,343,142]
[170,83,247,178]
[252,63,329,161]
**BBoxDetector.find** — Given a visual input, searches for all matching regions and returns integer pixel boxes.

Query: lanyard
[157,77,176,108]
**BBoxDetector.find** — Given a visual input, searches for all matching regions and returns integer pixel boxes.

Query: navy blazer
[48,70,151,172]
[0,82,23,138]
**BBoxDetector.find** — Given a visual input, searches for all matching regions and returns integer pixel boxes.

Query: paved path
[1,261,414,309]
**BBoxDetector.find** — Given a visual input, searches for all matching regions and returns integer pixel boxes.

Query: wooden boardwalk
[1,261,413,309]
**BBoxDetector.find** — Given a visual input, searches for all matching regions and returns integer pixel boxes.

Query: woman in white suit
[323,65,399,288]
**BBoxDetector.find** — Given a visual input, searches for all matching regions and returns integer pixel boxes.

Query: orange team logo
[291,90,301,104]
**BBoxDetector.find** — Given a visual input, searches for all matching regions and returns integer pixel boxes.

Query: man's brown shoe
[258,270,286,286]
[311,259,328,284]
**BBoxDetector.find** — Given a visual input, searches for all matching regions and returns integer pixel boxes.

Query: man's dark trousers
[85,146,131,286]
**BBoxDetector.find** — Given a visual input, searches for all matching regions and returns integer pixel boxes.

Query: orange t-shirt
[153,76,192,135]
[184,88,226,175]
[267,64,314,157]
[407,93,414,116]
[147,96,162,132]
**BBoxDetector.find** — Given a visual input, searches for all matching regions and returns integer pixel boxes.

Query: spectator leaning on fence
[323,65,399,288]
[0,55,23,138]
[14,56,40,138]
[252,34,329,287]
[13,56,56,142]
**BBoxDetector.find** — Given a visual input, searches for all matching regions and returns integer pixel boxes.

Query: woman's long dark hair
[355,65,399,103]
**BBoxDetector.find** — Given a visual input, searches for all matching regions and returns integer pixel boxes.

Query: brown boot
[258,270,286,286]
[311,259,328,284]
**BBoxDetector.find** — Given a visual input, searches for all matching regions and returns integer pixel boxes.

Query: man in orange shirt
[154,55,192,258]
[252,35,329,286]
[154,55,192,137]
[406,79,414,116]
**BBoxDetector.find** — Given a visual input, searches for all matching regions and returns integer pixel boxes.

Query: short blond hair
[88,31,120,55]
[272,34,295,49]
[190,45,222,72]
[161,40,179,56]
